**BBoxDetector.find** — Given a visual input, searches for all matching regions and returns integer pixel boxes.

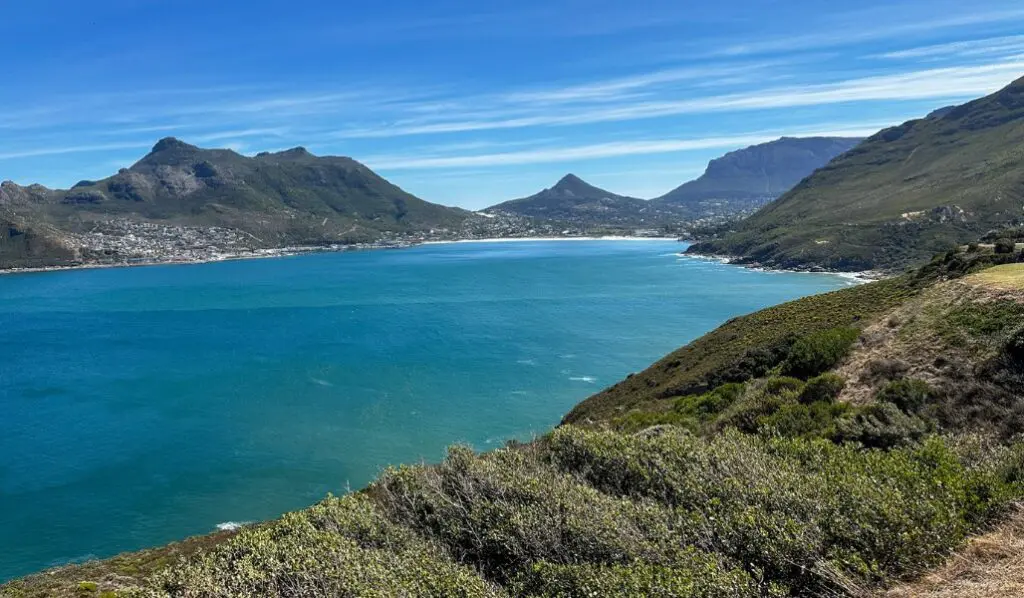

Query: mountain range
[486,136,864,225]
[688,76,1024,271]
[0,138,473,268]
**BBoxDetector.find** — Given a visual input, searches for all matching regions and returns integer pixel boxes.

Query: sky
[2,0,1024,209]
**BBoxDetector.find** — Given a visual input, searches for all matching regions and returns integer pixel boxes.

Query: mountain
[9,245,1024,597]
[486,174,662,227]
[0,138,472,269]
[485,138,864,230]
[654,136,863,209]
[687,77,1024,271]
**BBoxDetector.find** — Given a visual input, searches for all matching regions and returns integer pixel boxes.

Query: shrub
[513,557,768,598]
[760,376,805,397]
[544,426,1024,594]
[876,379,933,412]
[834,402,930,448]
[674,383,745,418]
[758,401,851,439]
[1004,326,1024,364]
[135,494,501,598]
[995,238,1016,254]
[799,373,846,404]
[373,444,680,584]
[782,327,860,379]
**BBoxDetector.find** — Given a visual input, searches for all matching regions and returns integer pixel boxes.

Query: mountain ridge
[486,136,865,228]
[0,138,474,269]
[687,76,1024,271]
[654,136,863,205]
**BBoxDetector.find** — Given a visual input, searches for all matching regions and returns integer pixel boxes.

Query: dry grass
[885,506,1024,598]
[967,263,1024,290]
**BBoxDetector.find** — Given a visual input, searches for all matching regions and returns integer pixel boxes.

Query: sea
[0,239,852,581]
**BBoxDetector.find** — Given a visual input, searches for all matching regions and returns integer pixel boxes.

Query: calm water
[0,240,849,581]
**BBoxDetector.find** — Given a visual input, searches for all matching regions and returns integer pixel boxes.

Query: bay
[0,240,850,581]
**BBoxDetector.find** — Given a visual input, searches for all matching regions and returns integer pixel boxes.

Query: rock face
[687,76,1024,272]
[654,137,864,207]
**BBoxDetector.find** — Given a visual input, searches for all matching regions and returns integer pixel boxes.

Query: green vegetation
[781,326,859,378]
[688,76,1024,271]
[565,276,918,425]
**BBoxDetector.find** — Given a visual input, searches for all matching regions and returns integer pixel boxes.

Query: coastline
[675,251,886,284]
[0,236,683,276]
[421,235,681,245]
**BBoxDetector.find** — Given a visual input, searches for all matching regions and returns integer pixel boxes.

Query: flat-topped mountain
[688,76,1024,271]
[654,136,863,207]
[0,139,473,268]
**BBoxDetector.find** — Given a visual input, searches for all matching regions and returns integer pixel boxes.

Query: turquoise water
[0,240,850,581]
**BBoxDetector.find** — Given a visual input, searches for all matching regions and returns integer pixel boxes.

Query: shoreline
[0,236,683,276]
[675,251,886,284]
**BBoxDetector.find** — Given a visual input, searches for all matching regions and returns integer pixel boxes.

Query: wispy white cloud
[191,128,290,143]
[0,142,153,161]
[874,35,1024,60]
[364,126,881,171]
[339,61,1023,139]
[712,8,1024,57]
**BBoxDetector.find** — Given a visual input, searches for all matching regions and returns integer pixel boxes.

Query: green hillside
[688,77,1024,271]
[8,246,1024,597]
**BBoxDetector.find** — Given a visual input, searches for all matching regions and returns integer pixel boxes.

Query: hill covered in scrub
[7,247,1024,597]
[687,76,1024,272]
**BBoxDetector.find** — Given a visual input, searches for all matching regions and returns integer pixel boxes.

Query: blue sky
[2,0,1024,209]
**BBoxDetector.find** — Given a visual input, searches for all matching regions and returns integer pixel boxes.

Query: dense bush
[514,558,769,598]
[876,379,933,412]
[546,427,1023,594]
[995,238,1016,254]
[782,327,860,379]
[372,444,684,584]
[132,494,502,598]
[759,400,852,439]
[799,373,846,404]
[834,402,930,449]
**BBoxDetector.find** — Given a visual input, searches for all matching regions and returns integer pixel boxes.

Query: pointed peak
[151,137,198,154]
[556,173,585,186]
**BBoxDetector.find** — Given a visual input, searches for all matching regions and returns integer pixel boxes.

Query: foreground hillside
[0,139,473,269]
[7,249,1024,597]
[688,76,1024,271]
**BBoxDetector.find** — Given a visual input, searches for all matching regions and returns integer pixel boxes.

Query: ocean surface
[0,240,851,581]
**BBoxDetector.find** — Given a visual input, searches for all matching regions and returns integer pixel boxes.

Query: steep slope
[0,139,472,269]
[486,174,660,226]
[654,136,863,208]
[688,77,1024,271]
[0,182,79,268]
